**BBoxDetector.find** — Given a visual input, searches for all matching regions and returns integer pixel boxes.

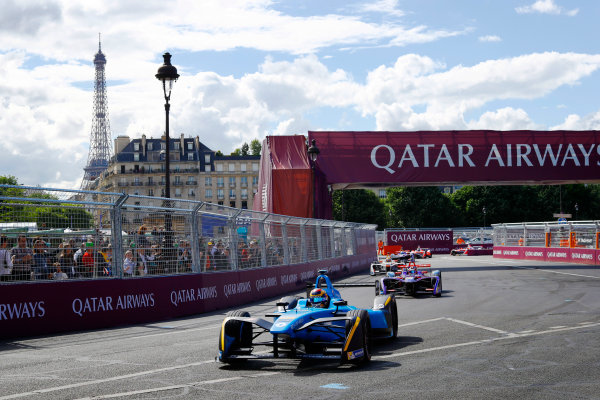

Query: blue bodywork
[218,271,398,365]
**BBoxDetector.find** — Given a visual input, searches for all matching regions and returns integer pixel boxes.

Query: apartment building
[93,134,260,209]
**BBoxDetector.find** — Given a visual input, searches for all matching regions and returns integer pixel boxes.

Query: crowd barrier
[493,221,600,265]
[0,185,376,339]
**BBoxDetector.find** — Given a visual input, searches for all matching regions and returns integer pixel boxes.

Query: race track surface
[1,255,599,399]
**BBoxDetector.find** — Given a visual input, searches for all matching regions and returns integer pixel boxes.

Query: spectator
[57,243,77,278]
[123,250,135,276]
[177,240,191,272]
[32,239,51,280]
[73,242,85,275]
[0,235,13,282]
[11,235,33,281]
[205,241,215,270]
[147,244,163,275]
[81,243,95,278]
[137,248,148,276]
[98,245,112,276]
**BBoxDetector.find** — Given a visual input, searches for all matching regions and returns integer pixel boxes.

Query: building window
[133,153,139,161]
[175,188,182,197]
[174,142,180,150]
[161,142,166,150]
[229,189,236,198]
[148,189,154,196]
[187,142,193,150]
[217,177,224,187]
[240,163,247,172]
[205,189,212,198]
[379,189,386,199]
[241,201,248,209]
[216,163,223,172]
[187,153,194,161]
[205,165,211,172]
[241,188,248,199]
[205,177,212,186]
[229,177,236,187]
[218,201,224,206]
[217,189,224,199]
[133,142,139,151]
[121,165,125,173]
[252,163,259,172]
[230,201,236,208]
[229,163,235,172]
[252,176,258,185]
[204,154,211,163]
[147,177,153,185]
[147,142,153,151]
[174,176,181,184]
[161,188,165,197]
[241,176,248,187]
[188,189,195,197]
[187,176,195,184]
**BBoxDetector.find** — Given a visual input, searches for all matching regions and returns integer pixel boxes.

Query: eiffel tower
[81,34,113,190]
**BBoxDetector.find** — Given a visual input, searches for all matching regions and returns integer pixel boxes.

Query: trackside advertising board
[0,255,373,340]
[494,246,599,265]
[386,230,453,254]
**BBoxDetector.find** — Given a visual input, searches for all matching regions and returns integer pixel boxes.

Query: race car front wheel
[344,309,372,365]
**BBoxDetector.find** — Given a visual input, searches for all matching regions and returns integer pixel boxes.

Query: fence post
[111,193,128,278]
[340,224,348,256]
[190,202,203,272]
[300,219,308,263]
[330,225,336,258]
[282,217,290,265]
[316,220,323,260]
[259,215,268,267]
[229,209,243,270]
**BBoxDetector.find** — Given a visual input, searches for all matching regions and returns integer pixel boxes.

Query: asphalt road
[1,255,599,400]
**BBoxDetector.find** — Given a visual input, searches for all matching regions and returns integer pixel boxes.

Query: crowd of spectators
[0,224,300,282]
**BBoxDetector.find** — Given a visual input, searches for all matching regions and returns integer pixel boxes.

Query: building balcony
[241,195,248,200]
[217,183,224,188]
[118,182,129,187]
[185,181,197,185]
[229,194,236,200]
[217,195,224,200]
[240,183,248,188]
[229,184,236,188]
[132,182,143,186]
[173,182,183,186]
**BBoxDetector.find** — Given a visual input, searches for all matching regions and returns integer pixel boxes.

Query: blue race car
[218,270,398,365]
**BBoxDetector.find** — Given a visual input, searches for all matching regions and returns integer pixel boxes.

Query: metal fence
[492,221,600,248]
[0,185,376,282]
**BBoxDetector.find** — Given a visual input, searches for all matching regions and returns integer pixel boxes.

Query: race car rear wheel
[345,309,372,365]
[432,271,442,297]
[390,300,398,339]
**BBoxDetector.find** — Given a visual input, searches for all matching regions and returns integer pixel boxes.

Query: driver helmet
[385,256,392,262]
[309,288,330,308]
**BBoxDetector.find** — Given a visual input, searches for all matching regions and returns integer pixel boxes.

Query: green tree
[332,189,386,229]
[250,139,262,156]
[241,142,249,156]
[230,148,241,156]
[386,187,459,228]
[215,150,223,156]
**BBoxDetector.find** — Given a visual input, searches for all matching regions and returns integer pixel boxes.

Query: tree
[386,187,459,228]
[215,150,223,156]
[250,139,262,156]
[241,142,249,156]
[332,189,386,229]
[230,148,241,156]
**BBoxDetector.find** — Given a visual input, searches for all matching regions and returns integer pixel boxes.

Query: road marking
[397,317,445,327]
[374,322,600,360]
[549,325,567,329]
[320,383,349,390]
[72,372,280,400]
[444,317,512,335]
[517,330,535,334]
[3,319,598,399]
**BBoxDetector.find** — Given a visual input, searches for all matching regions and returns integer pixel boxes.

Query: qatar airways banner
[0,254,373,340]
[386,229,453,253]
[494,246,599,265]
[308,131,600,186]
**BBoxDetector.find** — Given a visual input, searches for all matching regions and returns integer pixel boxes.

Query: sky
[1,0,599,189]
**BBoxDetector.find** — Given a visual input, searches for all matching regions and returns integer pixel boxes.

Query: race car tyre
[277,296,301,312]
[370,265,375,276]
[390,300,398,339]
[431,271,442,297]
[345,309,372,365]
[219,310,252,363]
[374,294,398,339]
[375,280,381,296]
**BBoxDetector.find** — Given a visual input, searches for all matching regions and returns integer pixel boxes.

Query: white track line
[3,320,598,399]
[444,317,512,335]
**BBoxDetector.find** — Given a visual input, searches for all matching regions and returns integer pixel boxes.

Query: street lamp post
[156,52,179,268]
[307,139,320,218]
[575,203,579,220]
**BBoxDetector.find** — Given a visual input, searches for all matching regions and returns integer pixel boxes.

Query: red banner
[494,246,600,265]
[386,229,453,253]
[308,131,600,188]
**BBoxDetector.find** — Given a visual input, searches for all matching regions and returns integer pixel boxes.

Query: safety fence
[492,221,600,265]
[0,185,376,283]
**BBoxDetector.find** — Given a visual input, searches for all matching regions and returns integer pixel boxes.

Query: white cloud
[356,0,405,17]
[552,110,600,130]
[515,0,578,16]
[467,107,541,130]
[479,35,501,42]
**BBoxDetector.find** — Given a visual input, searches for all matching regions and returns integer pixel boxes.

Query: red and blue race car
[375,262,442,297]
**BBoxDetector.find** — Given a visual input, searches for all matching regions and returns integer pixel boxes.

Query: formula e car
[375,262,442,297]
[411,248,432,259]
[451,246,480,256]
[370,254,407,275]
[218,270,398,366]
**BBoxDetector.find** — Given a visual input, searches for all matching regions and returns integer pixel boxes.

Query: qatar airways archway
[253,131,600,219]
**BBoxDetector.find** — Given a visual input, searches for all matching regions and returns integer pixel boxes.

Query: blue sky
[0,0,599,188]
